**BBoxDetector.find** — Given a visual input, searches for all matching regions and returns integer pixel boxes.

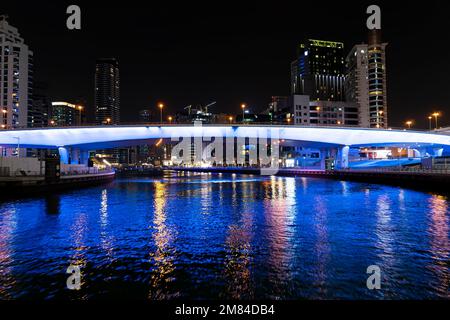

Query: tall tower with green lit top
[291,39,346,101]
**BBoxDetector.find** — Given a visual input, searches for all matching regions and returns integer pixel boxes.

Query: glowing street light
[168,116,173,124]
[106,118,111,125]
[77,105,83,125]
[228,116,233,124]
[158,103,164,124]
[432,112,440,129]
[428,116,433,131]
[405,120,413,129]
[241,104,246,123]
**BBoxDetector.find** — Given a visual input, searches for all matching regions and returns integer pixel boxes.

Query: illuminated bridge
[1,125,449,168]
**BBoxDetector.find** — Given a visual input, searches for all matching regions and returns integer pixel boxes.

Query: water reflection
[427,195,450,297]
[223,178,257,299]
[69,210,89,300]
[0,173,449,299]
[45,195,60,215]
[99,189,114,263]
[374,194,396,297]
[149,182,178,299]
[312,194,330,297]
[223,212,253,299]
[0,205,16,299]
[263,177,296,299]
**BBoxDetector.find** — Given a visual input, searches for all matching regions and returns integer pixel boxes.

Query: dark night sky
[1,1,449,128]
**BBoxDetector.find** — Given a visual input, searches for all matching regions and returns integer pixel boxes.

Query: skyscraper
[345,30,388,128]
[29,81,51,128]
[0,15,33,129]
[95,58,120,125]
[291,39,345,101]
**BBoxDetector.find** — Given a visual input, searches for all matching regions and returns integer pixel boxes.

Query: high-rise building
[345,30,388,128]
[29,81,50,128]
[287,95,359,126]
[265,96,290,123]
[95,58,120,125]
[50,101,85,126]
[0,15,33,129]
[291,39,345,101]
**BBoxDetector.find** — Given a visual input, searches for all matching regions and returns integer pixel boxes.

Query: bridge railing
[338,166,450,175]
[1,122,445,133]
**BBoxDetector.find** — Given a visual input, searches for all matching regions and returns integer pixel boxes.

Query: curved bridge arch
[0,125,449,150]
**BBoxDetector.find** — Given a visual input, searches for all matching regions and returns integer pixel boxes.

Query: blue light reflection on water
[0,172,449,300]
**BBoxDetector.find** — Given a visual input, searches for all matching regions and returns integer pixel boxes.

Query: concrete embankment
[172,167,450,194]
[0,171,115,199]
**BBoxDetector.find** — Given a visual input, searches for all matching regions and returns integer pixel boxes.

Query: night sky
[1,1,449,128]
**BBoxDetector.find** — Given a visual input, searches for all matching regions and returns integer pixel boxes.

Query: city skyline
[0,1,449,128]
[1,1,450,306]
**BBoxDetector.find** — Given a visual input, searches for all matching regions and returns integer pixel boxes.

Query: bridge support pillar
[79,150,90,165]
[414,148,429,158]
[70,148,80,164]
[319,149,328,170]
[58,147,69,164]
[432,148,443,158]
[337,146,350,169]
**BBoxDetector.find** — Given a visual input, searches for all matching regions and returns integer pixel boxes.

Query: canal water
[0,172,449,300]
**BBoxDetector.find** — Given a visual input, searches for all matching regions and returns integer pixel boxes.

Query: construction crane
[203,101,216,113]
[184,105,193,115]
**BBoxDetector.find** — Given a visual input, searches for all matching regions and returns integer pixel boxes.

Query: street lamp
[432,112,440,129]
[228,116,233,124]
[168,116,173,124]
[428,116,433,131]
[106,118,111,125]
[158,103,164,124]
[241,104,246,123]
[77,105,83,125]
[405,120,413,129]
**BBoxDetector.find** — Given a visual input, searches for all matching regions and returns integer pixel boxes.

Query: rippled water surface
[0,172,449,299]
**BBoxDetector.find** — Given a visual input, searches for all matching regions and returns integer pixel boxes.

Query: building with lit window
[0,15,33,129]
[139,109,152,123]
[345,30,388,128]
[287,95,359,126]
[95,58,120,125]
[264,96,290,124]
[29,81,51,128]
[291,39,345,101]
[50,101,85,127]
